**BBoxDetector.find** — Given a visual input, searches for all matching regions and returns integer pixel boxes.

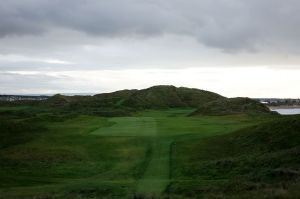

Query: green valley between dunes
[0,85,299,199]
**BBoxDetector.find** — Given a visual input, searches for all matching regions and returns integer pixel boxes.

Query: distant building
[0,95,49,101]
[260,101,269,104]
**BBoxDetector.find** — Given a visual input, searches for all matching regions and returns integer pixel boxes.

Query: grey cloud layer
[1,0,300,51]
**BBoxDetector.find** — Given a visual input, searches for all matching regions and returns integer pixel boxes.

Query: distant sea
[270,108,300,115]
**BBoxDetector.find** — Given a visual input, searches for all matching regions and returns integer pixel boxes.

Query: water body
[270,108,300,115]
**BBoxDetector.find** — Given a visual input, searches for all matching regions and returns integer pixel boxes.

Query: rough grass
[0,115,149,198]
[190,97,272,116]
[169,115,300,198]
[123,85,224,109]
[0,107,282,198]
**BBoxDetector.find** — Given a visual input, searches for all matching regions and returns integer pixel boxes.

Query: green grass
[0,115,149,197]
[91,117,157,137]
[0,106,30,111]
[190,97,272,116]
[168,115,300,198]
[0,108,283,198]
[136,138,172,194]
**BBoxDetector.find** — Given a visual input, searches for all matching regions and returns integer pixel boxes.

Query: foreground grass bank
[169,115,300,198]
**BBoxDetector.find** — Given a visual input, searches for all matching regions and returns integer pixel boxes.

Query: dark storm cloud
[1,0,300,51]
[0,0,174,37]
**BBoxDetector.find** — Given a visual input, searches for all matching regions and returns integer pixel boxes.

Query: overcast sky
[1,0,300,97]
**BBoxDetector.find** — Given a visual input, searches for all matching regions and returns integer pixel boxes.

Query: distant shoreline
[268,105,300,109]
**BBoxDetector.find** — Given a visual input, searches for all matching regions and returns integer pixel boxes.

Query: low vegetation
[0,85,299,198]
[190,97,273,116]
[169,115,300,198]
[123,85,224,109]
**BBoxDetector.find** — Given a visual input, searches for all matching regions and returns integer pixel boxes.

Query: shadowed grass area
[168,115,300,198]
[0,115,151,198]
[0,106,31,111]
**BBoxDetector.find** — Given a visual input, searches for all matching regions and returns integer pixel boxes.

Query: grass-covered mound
[45,94,71,107]
[45,90,137,107]
[43,85,224,114]
[44,90,137,116]
[123,85,224,109]
[170,115,300,198]
[190,97,272,116]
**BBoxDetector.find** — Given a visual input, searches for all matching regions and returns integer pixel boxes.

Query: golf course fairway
[0,108,275,198]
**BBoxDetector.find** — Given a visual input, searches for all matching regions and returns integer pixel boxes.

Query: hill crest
[190,97,273,116]
[46,85,272,115]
